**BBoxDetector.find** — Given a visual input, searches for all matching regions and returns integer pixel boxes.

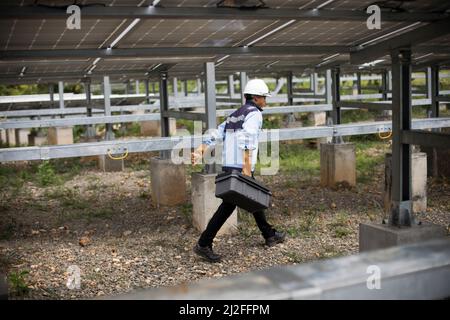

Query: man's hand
[242,149,252,176]
[191,144,207,165]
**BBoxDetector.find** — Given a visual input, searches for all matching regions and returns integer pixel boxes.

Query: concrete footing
[5,129,16,146]
[384,152,427,214]
[141,119,177,136]
[422,128,450,178]
[28,131,47,146]
[359,222,447,252]
[48,127,73,145]
[308,112,326,126]
[150,157,186,206]
[191,172,237,236]
[98,155,124,172]
[14,129,30,146]
[0,130,5,145]
[320,142,356,187]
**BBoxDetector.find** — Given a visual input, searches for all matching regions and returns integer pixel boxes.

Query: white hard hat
[243,79,271,97]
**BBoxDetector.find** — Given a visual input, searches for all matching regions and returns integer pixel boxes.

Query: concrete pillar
[150,157,186,206]
[192,173,237,235]
[48,127,74,145]
[28,131,47,146]
[6,129,17,146]
[0,129,6,146]
[384,152,428,214]
[308,112,326,126]
[320,143,356,188]
[14,129,30,146]
[98,155,124,172]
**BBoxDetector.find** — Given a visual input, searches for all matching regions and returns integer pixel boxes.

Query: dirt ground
[1,146,449,299]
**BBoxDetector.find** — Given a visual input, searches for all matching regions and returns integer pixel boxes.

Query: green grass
[276,143,320,177]
[329,211,352,238]
[354,141,388,184]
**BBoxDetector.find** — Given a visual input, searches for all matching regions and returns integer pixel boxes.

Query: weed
[8,270,30,296]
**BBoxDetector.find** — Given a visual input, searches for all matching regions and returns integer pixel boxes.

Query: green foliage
[36,161,62,186]
[8,270,30,296]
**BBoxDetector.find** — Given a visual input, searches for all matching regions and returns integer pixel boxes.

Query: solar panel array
[0,0,449,83]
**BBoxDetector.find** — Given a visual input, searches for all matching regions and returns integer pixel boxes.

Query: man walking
[191,78,286,263]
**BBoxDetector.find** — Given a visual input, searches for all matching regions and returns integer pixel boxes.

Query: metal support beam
[173,77,178,97]
[381,71,388,100]
[184,80,188,97]
[313,72,319,95]
[228,75,235,97]
[135,80,140,95]
[204,62,217,174]
[336,101,392,111]
[402,130,450,149]
[145,79,150,104]
[58,81,64,118]
[430,66,440,118]
[356,73,362,95]
[2,117,449,162]
[287,72,294,106]
[3,46,448,61]
[103,76,114,141]
[390,49,414,227]
[49,84,55,108]
[197,78,202,95]
[2,6,447,21]
[240,72,247,104]
[84,81,95,138]
[331,68,341,125]
[351,19,450,65]
[159,71,170,159]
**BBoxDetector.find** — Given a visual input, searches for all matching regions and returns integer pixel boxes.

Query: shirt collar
[245,100,263,112]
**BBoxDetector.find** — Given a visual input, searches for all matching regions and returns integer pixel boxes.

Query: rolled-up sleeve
[203,120,226,146]
[237,111,262,150]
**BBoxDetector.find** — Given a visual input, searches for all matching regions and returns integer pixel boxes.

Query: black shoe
[193,243,222,263]
[265,231,286,247]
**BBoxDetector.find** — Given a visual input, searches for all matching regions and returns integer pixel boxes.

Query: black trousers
[198,167,275,248]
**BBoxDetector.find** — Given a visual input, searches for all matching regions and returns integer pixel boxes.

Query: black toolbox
[215,170,272,213]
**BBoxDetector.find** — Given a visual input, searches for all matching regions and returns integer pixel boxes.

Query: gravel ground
[1,150,449,299]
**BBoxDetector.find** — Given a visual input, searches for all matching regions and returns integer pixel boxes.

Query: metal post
[309,73,314,92]
[356,72,362,94]
[84,80,95,139]
[381,71,388,100]
[197,78,202,95]
[313,72,319,94]
[49,83,55,108]
[228,74,235,97]
[240,72,247,104]
[388,70,393,92]
[287,72,294,105]
[325,69,333,123]
[173,77,178,97]
[136,80,140,95]
[145,79,150,104]
[204,62,217,174]
[331,68,341,125]
[286,71,295,123]
[58,81,64,118]
[159,70,170,159]
[152,82,156,94]
[390,49,414,227]
[331,68,342,143]
[430,66,439,118]
[103,76,114,141]
[184,80,188,97]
